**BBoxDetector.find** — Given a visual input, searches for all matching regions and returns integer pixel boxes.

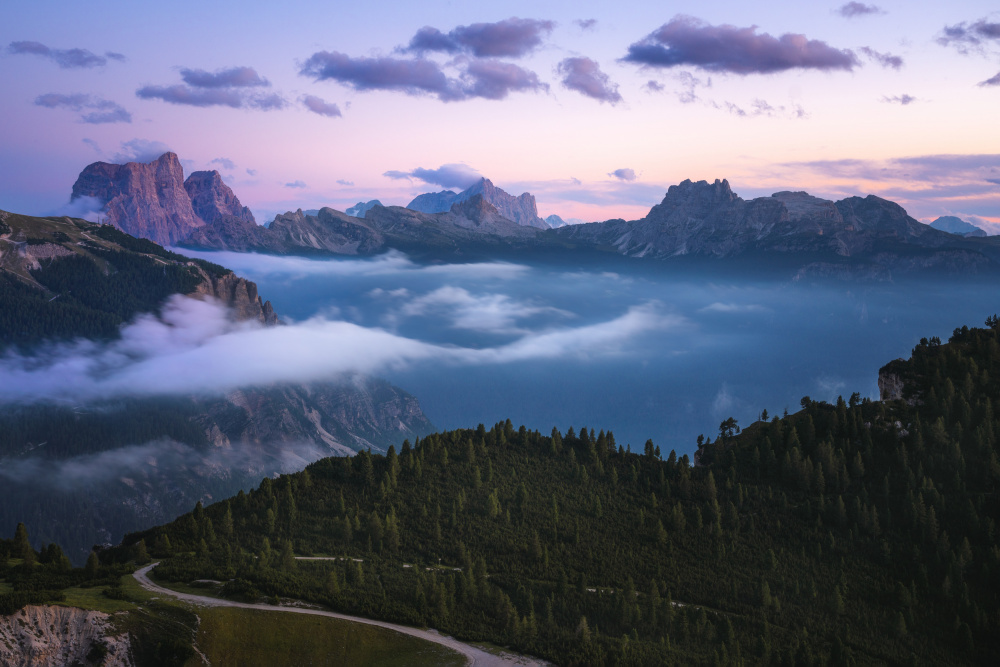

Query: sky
[1,1,998,230]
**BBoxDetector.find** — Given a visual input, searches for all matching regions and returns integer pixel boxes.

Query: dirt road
[133,564,547,667]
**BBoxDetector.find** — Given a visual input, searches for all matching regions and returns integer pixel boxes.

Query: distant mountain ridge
[407,178,550,229]
[64,155,1000,280]
[71,152,254,245]
[930,215,987,238]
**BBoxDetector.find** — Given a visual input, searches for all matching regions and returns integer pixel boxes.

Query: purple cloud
[463,60,547,100]
[558,57,622,104]
[623,16,859,74]
[384,164,483,190]
[137,85,244,108]
[609,168,636,181]
[180,66,269,88]
[575,19,597,31]
[301,94,342,117]
[137,85,285,110]
[210,158,236,170]
[714,98,806,119]
[337,179,354,186]
[7,41,119,68]
[34,93,131,124]
[837,3,883,18]
[248,93,287,110]
[980,71,1000,87]
[881,94,917,105]
[406,17,554,58]
[644,80,665,93]
[137,65,284,110]
[301,51,544,102]
[301,51,460,100]
[938,17,1000,54]
[285,180,307,189]
[113,139,172,164]
[860,46,903,69]
[105,52,126,62]
[675,71,711,103]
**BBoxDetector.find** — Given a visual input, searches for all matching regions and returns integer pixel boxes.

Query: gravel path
[133,564,547,667]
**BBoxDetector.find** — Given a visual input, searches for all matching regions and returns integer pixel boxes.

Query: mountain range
[407,178,551,229]
[0,209,433,559]
[68,153,1000,280]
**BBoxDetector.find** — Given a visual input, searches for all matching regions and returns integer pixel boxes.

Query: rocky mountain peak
[771,191,843,224]
[70,152,254,245]
[71,152,200,245]
[406,178,549,229]
[184,170,255,225]
[450,193,499,221]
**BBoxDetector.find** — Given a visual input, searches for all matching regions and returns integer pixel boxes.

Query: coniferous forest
[94,317,1000,665]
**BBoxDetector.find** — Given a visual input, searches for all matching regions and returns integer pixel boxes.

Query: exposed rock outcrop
[930,215,988,238]
[192,269,278,326]
[184,170,255,225]
[70,153,255,245]
[552,178,1000,279]
[346,200,383,218]
[181,196,538,257]
[406,178,549,229]
[0,605,132,667]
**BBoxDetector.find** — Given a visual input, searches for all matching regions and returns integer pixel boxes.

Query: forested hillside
[0,210,227,349]
[0,209,432,563]
[113,318,1000,665]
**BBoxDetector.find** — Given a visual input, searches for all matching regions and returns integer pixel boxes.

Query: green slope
[0,210,227,350]
[106,317,1000,665]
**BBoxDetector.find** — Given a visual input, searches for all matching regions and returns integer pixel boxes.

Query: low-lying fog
[143,249,992,457]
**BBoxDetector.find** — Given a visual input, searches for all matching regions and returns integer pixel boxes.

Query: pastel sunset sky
[2,1,998,229]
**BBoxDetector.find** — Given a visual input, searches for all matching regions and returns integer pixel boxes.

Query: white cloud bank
[0,295,678,405]
[171,248,531,281]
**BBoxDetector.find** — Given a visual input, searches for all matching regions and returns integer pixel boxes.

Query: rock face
[192,268,279,325]
[184,170,255,225]
[406,190,459,214]
[0,605,132,667]
[406,178,549,229]
[70,153,256,245]
[930,216,988,238]
[553,178,1000,278]
[181,196,538,257]
[346,200,383,217]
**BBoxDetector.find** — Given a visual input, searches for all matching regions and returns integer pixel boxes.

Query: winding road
[133,564,547,667]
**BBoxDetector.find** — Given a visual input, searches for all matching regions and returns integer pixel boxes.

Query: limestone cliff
[192,268,278,326]
[70,153,255,246]
[406,178,549,229]
[184,170,255,225]
[0,605,132,667]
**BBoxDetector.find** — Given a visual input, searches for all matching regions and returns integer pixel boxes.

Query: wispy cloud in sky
[837,3,884,18]
[609,168,636,181]
[7,40,123,68]
[35,93,131,124]
[938,17,1000,54]
[137,65,286,110]
[383,164,483,190]
[558,57,621,104]
[301,94,342,117]
[300,51,545,102]
[405,17,554,58]
[623,16,859,74]
[859,46,903,69]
